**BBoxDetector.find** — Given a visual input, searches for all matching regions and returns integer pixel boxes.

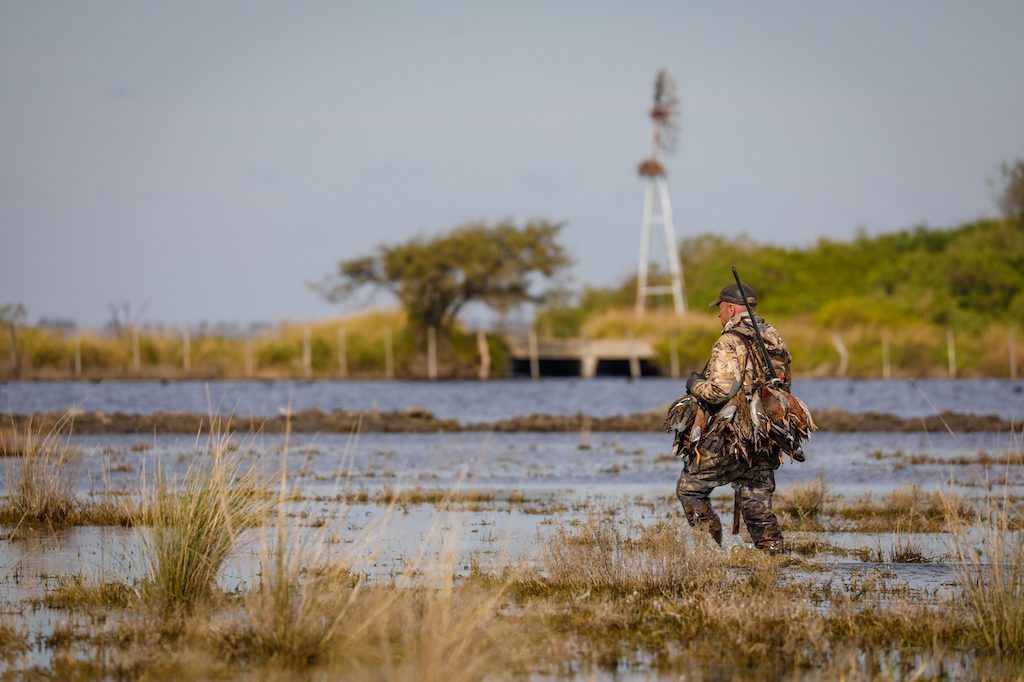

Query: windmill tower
[635,69,686,315]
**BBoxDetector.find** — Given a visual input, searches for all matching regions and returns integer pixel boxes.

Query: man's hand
[685,371,703,393]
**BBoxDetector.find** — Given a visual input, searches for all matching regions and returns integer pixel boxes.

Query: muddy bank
[466,408,1014,433]
[3,406,458,436]
[2,406,1015,436]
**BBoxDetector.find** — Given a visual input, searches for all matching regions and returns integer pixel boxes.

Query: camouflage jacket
[690,312,792,404]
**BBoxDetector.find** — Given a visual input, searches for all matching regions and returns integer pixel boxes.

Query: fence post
[476,329,490,380]
[831,332,848,377]
[427,326,437,380]
[245,338,255,378]
[528,327,540,380]
[881,329,892,379]
[183,328,191,375]
[628,332,641,380]
[7,320,20,379]
[74,335,82,378]
[337,328,348,378]
[1010,328,1018,380]
[131,326,141,373]
[302,327,312,378]
[669,331,680,379]
[384,328,394,380]
[946,328,957,378]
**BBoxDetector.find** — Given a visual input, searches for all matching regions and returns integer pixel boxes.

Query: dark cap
[708,283,757,308]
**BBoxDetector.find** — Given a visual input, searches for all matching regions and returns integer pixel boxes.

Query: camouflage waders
[676,447,783,552]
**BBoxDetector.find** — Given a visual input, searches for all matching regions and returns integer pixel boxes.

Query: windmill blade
[651,69,681,154]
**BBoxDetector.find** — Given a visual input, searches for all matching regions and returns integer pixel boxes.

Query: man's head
[709,283,757,327]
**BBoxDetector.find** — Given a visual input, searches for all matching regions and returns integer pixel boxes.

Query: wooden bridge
[503,335,657,378]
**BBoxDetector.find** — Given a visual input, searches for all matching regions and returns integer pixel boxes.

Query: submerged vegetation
[42,574,135,609]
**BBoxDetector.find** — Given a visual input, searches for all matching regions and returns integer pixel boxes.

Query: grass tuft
[0,617,29,663]
[776,477,829,521]
[1,415,81,526]
[42,574,135,609]
[137,424,271,612]
[946,491,1024,656]
[533,518,724,597]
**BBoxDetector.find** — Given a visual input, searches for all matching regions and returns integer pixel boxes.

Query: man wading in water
[670,279,808,554]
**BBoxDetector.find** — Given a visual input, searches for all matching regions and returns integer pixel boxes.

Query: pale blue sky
[2,1,1022,326]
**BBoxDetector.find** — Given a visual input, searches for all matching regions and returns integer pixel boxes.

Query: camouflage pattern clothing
[677,311,789,551]
[689,312,791,404]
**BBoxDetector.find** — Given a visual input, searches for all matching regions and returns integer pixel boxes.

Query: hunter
[676,282,789,554]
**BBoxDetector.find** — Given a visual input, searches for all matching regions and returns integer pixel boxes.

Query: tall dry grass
[537,518,724,597]
[178,423,521,679]
[945,489,1024,657]
[136,424,271,611]
[0,414,80,526]
[775,476,830,520]
[0,617,29,664]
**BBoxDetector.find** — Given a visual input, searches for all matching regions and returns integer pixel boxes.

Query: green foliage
[556,219,1024,330]
[997,159,1024,222]
[317,220,572,331]
[0,303,26,325]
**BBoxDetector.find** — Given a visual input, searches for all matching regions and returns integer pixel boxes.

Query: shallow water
[57,429,1024,501]
[4,428,1019,591]
[3,377,1023,421]
[2,383,1022,675]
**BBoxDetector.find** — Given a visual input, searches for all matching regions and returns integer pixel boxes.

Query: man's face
[717,301,736,327]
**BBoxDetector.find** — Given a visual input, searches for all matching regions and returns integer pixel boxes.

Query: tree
[0,303,27,378]
[316,220,572,332]
[996,159,1024,222]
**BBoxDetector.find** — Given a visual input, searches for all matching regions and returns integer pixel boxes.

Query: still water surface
[3,378,1023,422]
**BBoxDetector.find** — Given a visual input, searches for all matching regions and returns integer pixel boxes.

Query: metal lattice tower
[635,69,686,315]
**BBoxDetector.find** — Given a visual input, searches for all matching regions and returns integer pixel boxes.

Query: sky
[1,0,1022,327]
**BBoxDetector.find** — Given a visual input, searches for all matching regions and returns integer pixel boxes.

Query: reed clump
[0,416,81,526]
[67,493,140,526]
[375,485,497,507]
[0,617,29,663]
[507,516,983,677]
[532,518,725,598]
[775,477,829,520]
[43,574,135,609]
[834,485,971,532]
[945,491,1024,657]
[137,429,271,612]
[200,459,524,680]
[876,534,931,564]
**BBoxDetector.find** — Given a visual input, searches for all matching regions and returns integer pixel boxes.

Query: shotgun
[731,266,778,383]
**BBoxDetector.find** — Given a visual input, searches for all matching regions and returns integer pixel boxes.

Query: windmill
[635,69,686,315]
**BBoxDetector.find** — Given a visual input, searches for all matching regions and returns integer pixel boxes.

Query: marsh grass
[376,485,497,507]
[872,533,932,564]
[533,518,725,598]
[898,451,1024,467]
[507,516,984,677]
[775,476,829,521]
[788,537,873,561]
[0,617,29,663]
[833,485,972,532]
[198,439,525,680]
[67,493,140,526]
[0,414,81,527]
[945,490,1024,657]
[137,423,272,611]
[42,574,135,609]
